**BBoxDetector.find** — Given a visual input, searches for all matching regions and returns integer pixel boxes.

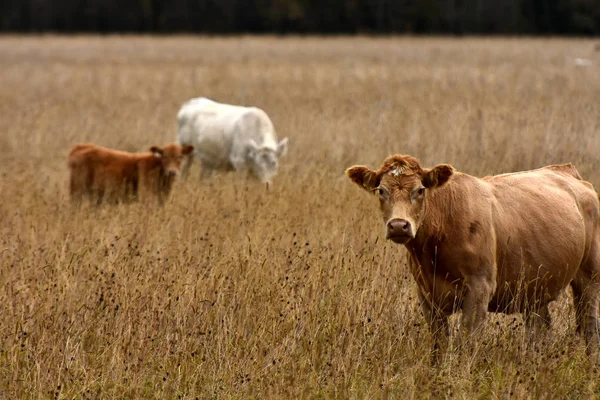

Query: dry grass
[0,35,599,399]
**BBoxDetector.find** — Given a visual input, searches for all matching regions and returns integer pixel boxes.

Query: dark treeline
[1,0,599,35]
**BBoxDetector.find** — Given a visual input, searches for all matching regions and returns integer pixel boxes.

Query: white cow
[177,97,288,184]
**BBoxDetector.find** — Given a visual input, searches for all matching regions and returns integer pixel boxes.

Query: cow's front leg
[229,156,247,173]
[199,166,215,180]
[460,277,494,336]
[418,290,449,363]
[197,159,217,181]
[230,156,255,180]
[180,152,194,180]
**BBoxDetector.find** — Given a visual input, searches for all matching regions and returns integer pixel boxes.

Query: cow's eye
[412,187,425,200]
[377,187,387,199]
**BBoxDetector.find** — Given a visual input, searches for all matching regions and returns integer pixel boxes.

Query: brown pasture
[0,36,599,399]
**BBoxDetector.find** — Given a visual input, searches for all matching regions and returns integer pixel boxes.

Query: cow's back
[69,144,134,169]
[68,144,142,199]
[231,107,277,148]
[177,97,248,141]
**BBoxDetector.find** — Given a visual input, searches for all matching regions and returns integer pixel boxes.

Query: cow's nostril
[168,170,177,177]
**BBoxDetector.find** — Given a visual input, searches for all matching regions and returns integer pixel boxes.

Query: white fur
[574,58,593,67]
[389,167,406,176]
[177,97,288,184]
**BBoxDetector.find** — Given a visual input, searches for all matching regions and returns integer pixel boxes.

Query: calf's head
[151,143,194,177]
[346,155,454,244]
[246,138,288,184]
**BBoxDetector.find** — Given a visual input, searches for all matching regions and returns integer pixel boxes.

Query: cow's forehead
[376,155,424,189]
[161,144,183,157]
[260,147,277,154]
[380,169,421,189]
[378,156,422,174]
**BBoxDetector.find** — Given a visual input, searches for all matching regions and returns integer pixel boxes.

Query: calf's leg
[69,171,84,203]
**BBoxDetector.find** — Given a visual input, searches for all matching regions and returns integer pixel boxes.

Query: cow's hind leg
[69,172,84,203]
[571,276,600,356]
[572,240,600,357]
[69,165,93,204]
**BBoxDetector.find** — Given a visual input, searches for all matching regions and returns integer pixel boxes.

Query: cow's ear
[422,164,454,189]
[277,138,289,157]
[182,145,194,155]
[346,165,379,192]
[150,146,163,158]
[246,139,259,158]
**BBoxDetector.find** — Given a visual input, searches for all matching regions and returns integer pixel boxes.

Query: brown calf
[68,143,193,204]
[347,154,600,360]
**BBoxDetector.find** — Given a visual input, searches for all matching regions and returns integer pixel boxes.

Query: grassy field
[0,36,599,399]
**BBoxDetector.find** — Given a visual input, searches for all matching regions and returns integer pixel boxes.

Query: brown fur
[68,143,193,205]
[347,154,600,360]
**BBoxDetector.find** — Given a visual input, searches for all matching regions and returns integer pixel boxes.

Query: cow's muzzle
[167,170,178,177]
[386,218,414,244]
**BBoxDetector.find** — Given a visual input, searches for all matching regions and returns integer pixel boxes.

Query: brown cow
[68,143,194,204]
[347,154,600,359]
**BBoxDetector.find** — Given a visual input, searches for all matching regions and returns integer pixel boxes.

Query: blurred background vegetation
[1,0,599,35]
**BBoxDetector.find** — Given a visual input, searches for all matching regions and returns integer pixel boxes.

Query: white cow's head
[246,138,288,184]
